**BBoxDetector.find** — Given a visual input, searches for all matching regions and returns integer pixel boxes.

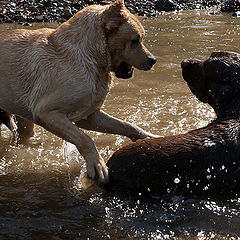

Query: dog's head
[102,0,156,79]
[181,51,240,118]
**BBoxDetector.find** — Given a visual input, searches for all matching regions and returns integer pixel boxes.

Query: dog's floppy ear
[103,0,126,35]
[112,0,125,7]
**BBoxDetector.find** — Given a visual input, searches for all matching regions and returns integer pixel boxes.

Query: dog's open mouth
[115,62,134,79]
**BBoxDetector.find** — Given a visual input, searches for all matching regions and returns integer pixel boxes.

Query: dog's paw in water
[87,157,109,184]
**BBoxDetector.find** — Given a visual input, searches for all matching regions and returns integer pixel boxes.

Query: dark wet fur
[106,51,240,197]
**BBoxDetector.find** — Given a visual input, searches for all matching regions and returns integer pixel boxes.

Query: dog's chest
[67,80,109,122]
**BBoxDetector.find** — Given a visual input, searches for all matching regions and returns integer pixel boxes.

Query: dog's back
[0,28,55,119]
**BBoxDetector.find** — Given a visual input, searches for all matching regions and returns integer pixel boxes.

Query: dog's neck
[216,111,240,121]
[214,108,240,121]
[213,100,240,120]
[49,6,112,82]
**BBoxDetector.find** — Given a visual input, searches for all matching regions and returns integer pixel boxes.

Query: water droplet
[203,186,209,191]
[206,175,211,180]
[174,178,180,184]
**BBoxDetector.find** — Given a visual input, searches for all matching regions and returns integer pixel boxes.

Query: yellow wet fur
[0,0,156,183]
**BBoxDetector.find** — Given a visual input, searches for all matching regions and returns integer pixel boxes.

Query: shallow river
[1,10,240,240]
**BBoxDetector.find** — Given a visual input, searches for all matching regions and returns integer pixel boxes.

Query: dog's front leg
[75,110,158,142]
[33,111,109,183]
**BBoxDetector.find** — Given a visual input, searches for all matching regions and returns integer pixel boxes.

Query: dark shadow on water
[1,172,240,239]
[0,172,108,240]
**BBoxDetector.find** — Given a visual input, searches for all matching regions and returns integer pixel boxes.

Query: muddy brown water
[1,10,240,239]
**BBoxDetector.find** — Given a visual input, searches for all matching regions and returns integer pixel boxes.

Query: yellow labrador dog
[0,0,156,183]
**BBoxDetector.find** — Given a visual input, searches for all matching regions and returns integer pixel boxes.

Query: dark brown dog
[106,51,240,197]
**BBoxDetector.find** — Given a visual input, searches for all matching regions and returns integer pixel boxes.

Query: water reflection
[1,10,240,239]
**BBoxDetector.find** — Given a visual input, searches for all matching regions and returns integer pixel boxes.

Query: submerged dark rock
[106,51,240,198]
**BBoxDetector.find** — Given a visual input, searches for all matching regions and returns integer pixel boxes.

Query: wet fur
[0,0,156,183]
[107,51,240,197]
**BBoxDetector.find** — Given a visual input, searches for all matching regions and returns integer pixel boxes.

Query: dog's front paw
[87,157,109,184]
[145,132,162,139]
[131,131,161,141]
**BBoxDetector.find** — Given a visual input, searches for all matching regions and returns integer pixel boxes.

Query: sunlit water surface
[1,10,240,239]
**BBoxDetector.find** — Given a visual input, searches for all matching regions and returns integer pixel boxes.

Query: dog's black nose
[149,57,157,66]
[181,59,189,69]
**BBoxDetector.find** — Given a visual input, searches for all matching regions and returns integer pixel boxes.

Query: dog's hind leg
[0,109,17,132]
[0,110,34,140]
[0,109,18,144]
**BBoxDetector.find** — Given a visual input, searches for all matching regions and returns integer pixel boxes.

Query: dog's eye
[131,36,140,48]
